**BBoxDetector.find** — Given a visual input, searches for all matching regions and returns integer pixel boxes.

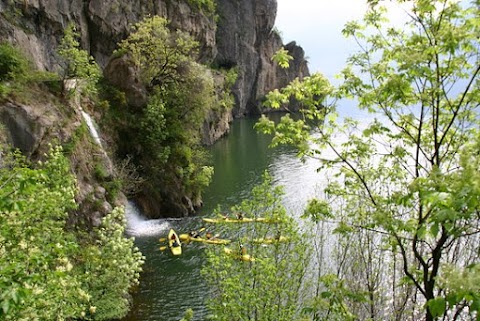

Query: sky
[275,0,411,80]
[275,0,369,79]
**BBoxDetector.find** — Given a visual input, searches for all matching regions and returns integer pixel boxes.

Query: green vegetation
[0,42,59,101]
[112,16,228,209]
[0,42,29,82]
[186,0,216,16]
[116,16,199,89]
[216,67,237,110]
[202,173,311,321]
[0,146,144,320]
[255,1,480,320]
[58,23,101,95]
[271,47,293,69]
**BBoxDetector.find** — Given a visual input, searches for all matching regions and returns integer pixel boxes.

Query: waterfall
[125,201,171,237]
[79,108,103,147]
[75,98,168,236]
[78,106,115,175]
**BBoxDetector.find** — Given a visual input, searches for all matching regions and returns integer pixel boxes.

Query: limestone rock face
[0,0,308,116]
[215,0,309,116]
[103,56,147,109]
[0,100,58,157]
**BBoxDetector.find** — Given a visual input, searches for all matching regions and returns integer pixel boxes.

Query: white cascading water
[78,106,114,173]
[125,201,171,237]
[79,108,103,147]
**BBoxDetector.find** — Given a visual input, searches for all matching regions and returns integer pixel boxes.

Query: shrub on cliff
[0,42,28,82]
[0,42,58,100]
[58,23,101,95]
[114,16,217,213]
[0,146,144,320]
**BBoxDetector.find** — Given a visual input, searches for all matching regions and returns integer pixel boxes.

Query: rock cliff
[0,0,308,115]
[0,0,309,218]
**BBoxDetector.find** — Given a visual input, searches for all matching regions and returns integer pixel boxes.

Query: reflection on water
[122,114,328,321]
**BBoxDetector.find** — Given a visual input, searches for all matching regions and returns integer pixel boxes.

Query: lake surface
[122,115,326,321]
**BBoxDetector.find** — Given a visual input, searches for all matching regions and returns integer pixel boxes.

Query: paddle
[159,246,168,251]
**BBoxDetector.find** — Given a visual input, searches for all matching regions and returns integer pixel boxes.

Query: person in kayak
[239,243,247,255]
[171,233,180,247]
[189,230,200,238]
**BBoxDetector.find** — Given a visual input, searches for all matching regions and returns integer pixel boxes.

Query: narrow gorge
[0,0,309,221]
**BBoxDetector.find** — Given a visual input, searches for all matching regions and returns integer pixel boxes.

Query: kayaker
[171,233,180,247]
[189,230,200,238]
[239,243,247,255]
[235,212,244,220]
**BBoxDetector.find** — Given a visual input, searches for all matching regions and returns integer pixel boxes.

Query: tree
[115,16,198,89]
[0,147,85,319]
[257,1,480,320]
[58,23,101,94]
[202,172,312,321]
[114,16,216,213]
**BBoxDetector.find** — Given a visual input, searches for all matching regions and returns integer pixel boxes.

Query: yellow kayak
[223,247,255,262]
[202,217,276,224]
[168,229,182,255]
[179,233,231,245]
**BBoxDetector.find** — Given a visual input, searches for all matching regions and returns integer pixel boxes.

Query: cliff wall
[0,0,309,218]
[0,0,308,116]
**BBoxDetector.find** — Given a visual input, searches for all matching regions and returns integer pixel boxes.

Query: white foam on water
[125,201,170,237]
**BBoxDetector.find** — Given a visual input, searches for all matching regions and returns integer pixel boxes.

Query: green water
[122,115,323,321]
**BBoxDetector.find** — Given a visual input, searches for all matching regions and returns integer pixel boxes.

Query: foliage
[58,23,101,94]
[272,47,293,69]
[0,42,29,82]
[115,16,217,208]
[202,172,311,321]
[115,16,198,89]
[257,1,480,320]
[215,67,237,110]
[179,308,194,321]
[0,146,84,319]
[0,146,144,320]
[79,207,144,320]
[186,0,216,16]
[0,42,59,100]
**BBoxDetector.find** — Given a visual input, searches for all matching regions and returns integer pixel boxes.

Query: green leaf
[333,222,354,234]
[272,47,293,69]
[427,297,447,318]
[302,198,333,222]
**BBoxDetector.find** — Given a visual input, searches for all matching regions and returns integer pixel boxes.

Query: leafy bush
[79,207,144,320]
[58,23,101,95]
[0,42,29,81]
[0,146,85,319]
[116,16,217,207]
[0,146,144,320]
